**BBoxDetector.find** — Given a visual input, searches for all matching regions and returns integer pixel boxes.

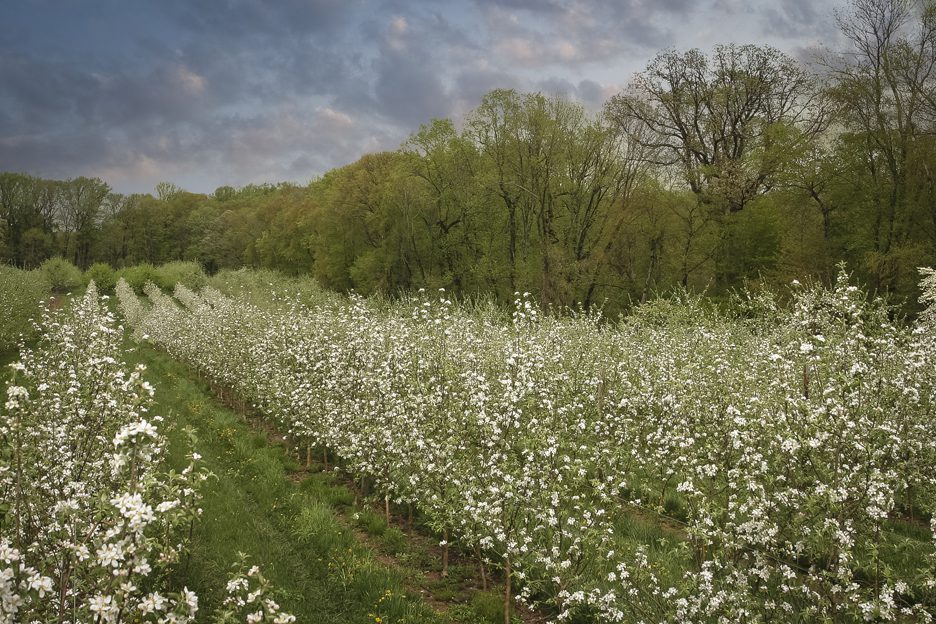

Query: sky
[0,0,845,195]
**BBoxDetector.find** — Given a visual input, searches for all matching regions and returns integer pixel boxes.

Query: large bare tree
[608,44,827,214]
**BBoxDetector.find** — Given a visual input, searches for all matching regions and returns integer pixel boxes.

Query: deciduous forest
[5,0,936,314]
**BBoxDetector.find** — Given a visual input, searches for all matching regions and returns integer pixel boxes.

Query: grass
[124,340,446,623]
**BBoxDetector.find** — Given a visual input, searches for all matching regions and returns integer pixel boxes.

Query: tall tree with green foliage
[609,44,826,214]
[58,176,110,269]
[0,173,58,268]
[466,89,645,307]
[403,119,487,293]
[607,44,828,287]
[825,0,936,301]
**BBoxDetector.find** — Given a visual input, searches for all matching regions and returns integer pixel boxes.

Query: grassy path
[126,341,448,624]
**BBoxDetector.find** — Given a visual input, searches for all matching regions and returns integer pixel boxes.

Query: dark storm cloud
[165,0,360,42]
[449,65,523,117]
[575,79,615,110]
[374,56,452,128]
[473,0,567,13]
[0,56,96,133]
[474,0,700,65]
[0,0,846,193]
[762,0,833,38]
[0,132,111,178]
[163,0,361,100]
[0,0,370,190]
[369,12,461,128]
[533,77,619,112]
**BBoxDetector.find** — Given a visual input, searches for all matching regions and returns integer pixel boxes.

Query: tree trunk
[442,529,450,577]
[503,554,512,624]
[508,203,517,293]
[477,545,488,590]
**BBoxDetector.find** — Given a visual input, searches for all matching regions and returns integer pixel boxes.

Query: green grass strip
[125,341,444,624]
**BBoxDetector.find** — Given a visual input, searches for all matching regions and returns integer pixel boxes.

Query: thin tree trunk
[442,529,449,577]
[477,546,488,590]
[503,554,511,624]
[507,201,517,293]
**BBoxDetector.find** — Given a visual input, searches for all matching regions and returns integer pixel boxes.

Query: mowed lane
[126,340,443,624]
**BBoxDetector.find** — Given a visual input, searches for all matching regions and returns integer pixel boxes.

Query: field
[3,266,936,623]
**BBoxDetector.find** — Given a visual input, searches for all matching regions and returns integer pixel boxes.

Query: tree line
[3,0,936,314]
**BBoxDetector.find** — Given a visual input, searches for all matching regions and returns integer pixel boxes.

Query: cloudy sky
[0,0,844,194]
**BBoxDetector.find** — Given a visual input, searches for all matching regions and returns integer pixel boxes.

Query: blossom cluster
[118,270,936,623]
[214,557,297,624]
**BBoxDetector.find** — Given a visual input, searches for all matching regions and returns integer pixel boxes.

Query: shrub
[83,262,117,293]
[154,260,207,291]
[0,265,49,352]
[208,268,339,310]
[118,263,157,294]
[0,284,209,622]
[38,256,82,293]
